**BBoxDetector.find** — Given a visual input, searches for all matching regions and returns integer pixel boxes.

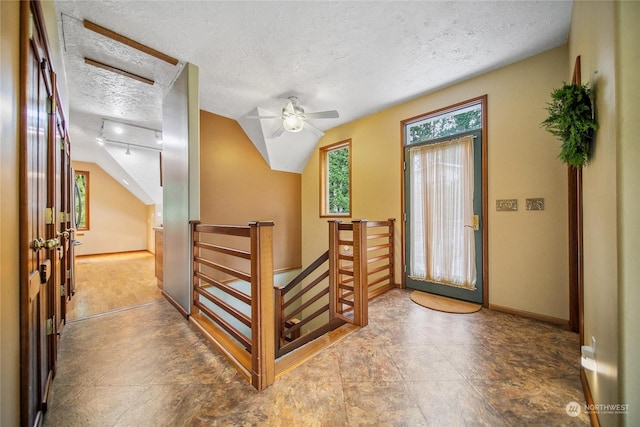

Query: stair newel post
[190,220,201,316]
[352,219,368,327]
[274,286,284,352]
[388,218,396,287]
[249,220,275,390]
[328,220,340,321]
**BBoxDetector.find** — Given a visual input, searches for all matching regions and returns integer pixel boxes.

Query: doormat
[410,290,481,314]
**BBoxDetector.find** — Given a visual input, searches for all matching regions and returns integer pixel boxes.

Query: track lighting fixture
[96,122,105,144]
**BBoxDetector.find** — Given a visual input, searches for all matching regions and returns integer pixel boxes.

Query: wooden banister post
[388,218,395,287]
[352,219,368,327]
[191,220,201,316]
[328,220,340,321]
[249,221,275,390]
[274,287,284,351]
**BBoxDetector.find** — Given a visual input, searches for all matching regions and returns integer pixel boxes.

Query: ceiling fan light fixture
[283,114,304,132]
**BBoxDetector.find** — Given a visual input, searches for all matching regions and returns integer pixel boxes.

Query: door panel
[47,71,64,378]
[20,2,62,424]
[405,130,483,303]
[59,128,73,323]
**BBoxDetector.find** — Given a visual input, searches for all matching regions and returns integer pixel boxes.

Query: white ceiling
[54,0,573,204]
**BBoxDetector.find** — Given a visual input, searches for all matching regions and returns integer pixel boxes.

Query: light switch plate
[526,198,544,211]
[496,199,518,211]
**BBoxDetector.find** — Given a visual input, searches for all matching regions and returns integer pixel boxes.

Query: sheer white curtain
[409,135,476,289]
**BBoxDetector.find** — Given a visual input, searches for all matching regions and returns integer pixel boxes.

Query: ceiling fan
[246,96,339,138]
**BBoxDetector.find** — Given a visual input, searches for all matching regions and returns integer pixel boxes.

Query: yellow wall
[71,161,149,255]
[302,45,570,320]
[199,111,301,270]
[0,2,21,424]
[569,2,619,424]
[616,2,640,425]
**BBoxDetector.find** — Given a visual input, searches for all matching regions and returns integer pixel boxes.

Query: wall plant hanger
[541,82,598,168]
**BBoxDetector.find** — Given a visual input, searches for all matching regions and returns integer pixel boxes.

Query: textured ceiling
[54,1,573,202]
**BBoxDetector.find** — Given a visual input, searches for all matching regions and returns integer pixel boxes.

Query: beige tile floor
[45,254,589,426]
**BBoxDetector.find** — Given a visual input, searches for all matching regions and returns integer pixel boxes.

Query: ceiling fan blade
[305,110,339,119]
[245,115,282,119]
[303,121,325,137]
[272,124,285,138]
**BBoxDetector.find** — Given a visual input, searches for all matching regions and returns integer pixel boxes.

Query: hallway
[66,252,163,321]
[44,260,589,426]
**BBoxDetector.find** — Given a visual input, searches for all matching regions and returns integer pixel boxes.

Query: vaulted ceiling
[54,1,573,205]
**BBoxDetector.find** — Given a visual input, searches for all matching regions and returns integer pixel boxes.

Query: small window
[320,139,351,217]
[74,170,89,230]
[406,103,482,145]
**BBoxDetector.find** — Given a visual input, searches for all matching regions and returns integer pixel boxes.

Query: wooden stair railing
[274,251,346,357]
[329,220,368,326]
[189,218,393,391]
[364,219,396,299]
[329,219,396,308]
[190,220,275,390]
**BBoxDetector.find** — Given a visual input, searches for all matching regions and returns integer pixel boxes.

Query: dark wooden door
[47,72,67,376]
[59,126,74,323]
[20,2,62,424]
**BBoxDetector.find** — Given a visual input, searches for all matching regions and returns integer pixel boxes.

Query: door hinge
[60,284,66,297]
[66,268,71,281]
[403,212,407,222]
[45,207,55,225]
[46,317,54,335]
[47,95,55,114]
[58,212,66,223]
[403,161,406,171]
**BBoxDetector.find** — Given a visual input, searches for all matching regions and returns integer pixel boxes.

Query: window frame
[319,139,352,218]
[74,170,90,231]
[404,100,483,146]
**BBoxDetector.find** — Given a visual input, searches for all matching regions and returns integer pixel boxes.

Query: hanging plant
[541,82,598,168]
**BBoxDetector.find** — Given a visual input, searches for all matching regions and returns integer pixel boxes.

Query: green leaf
[541,82,598,168]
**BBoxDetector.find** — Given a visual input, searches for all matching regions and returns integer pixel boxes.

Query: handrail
[278,251,329,294]
[275,250,344,357]
[194,223,251,237]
